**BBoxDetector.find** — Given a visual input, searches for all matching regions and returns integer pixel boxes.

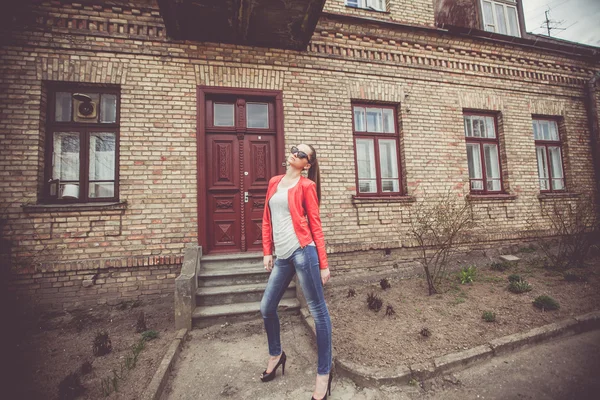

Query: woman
[260,144,333,400]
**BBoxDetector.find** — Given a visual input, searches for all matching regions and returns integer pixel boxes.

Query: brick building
[1,0,599,314]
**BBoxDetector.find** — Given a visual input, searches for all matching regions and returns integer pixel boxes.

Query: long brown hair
[307,145,321,203]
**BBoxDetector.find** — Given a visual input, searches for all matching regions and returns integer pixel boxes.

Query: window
[481,0,520,37]
[533,119,565,192]
[352,104,402,196]
[464,113,503,193]
[346,0,386,12]
[45,84,120,203]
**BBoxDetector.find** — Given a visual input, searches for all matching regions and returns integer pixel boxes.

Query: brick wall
[1,0,598,309]
[323,0,435,27]
[8,258,181,311]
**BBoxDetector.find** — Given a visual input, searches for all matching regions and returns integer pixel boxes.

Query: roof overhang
[157,0,326,50]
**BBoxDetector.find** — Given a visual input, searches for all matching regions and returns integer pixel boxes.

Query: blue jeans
[260,246,332,375]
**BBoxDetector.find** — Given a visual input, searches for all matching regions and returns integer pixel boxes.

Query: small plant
[366,292,383,312]
[385,304,395,316]
[490,261,511,272]
[459,266,477,284]
[135,311,147,333]
[533,295,560,311]
[420,327,431,337]
[453,296,466,305]
[482,311,496,322]
[508,279,532,294]
[563,270,589,282]
[93,331,112,357]
[507,274,522,283]
[58,372,85,400]
[79,360,93,375]
[141,330,159,341]
[99,336,147,396]
[347,288,356,298]
[408,378,419,386]
[380,278,391,290]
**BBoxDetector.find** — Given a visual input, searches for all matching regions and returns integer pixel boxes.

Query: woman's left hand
[320,268,331,286]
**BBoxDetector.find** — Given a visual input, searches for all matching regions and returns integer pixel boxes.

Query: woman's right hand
[263,255,274,272]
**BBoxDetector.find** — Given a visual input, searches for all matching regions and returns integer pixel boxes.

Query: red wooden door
[203,95,279,253]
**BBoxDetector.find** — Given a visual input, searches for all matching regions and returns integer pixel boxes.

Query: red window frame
[463,111,504,194]
[533,117,566,193]
[352,103,403,197]
[44,83,120,203]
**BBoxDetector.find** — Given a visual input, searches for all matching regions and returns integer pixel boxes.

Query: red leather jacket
[262,175,328,269]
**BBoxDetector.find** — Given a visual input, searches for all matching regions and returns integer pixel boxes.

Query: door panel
[206,134,241,252]
[244,135,277,251]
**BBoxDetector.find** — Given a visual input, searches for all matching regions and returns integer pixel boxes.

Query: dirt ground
[327,250,600,368]
[6,248,600,399]
[8,296,176,400]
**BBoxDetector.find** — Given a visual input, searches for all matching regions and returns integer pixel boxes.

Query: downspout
[585,71,600,201]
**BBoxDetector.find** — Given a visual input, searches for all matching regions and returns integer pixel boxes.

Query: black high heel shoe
[260,351,287,382]
[310,371,333,400]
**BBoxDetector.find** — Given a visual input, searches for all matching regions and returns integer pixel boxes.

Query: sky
[521,0,600,47]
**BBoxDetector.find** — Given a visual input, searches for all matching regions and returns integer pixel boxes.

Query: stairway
[192,252,300,328]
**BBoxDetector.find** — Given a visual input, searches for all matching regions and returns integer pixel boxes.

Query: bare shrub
[536,194,599,270]
[379,278,391,290]
[135,311,147,333]
[366,292,383,312]
[93,331,112,357]
[406,191,476,295]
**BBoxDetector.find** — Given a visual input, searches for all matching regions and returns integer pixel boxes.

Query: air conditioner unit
[73,93,97,119]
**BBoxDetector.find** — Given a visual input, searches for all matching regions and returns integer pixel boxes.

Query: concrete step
[196,282,296,306]
[192,298,301,328]
[200,252,263,271]
[197,267,269,287]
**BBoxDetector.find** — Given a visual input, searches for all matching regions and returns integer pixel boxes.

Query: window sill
[466,194,517,201]
[538,192,581,201]
[352,195,416,204]
[345,6,389,14]
[22,200,128,213]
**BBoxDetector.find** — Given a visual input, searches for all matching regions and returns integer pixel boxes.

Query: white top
[269,177,314,260]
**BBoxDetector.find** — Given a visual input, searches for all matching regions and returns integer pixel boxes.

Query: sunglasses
[290,146,311,163]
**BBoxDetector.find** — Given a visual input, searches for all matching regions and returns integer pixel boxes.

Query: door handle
[244,192,249,203]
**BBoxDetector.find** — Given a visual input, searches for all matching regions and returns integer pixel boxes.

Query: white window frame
[480,0,521,37]
[533,119,566,192]
[345,0,386,12]
[463,113,504,194]
[352,103,403,197]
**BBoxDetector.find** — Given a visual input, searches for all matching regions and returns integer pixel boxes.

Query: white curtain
[536,146,549,190]
[89,133,115,198]
[549,146,565,190]
[357,138,376,193]
[484,144,501,191]
[379,139,399,192]
[466,143,483,190]
[53,132,79,181]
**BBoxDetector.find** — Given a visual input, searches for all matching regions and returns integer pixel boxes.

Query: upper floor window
[533,119,565,192]
[346,0,386,12]
[481,0,521,37]
[45,83,120,203]
[464,112,504,194]
[352,104,403,196]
